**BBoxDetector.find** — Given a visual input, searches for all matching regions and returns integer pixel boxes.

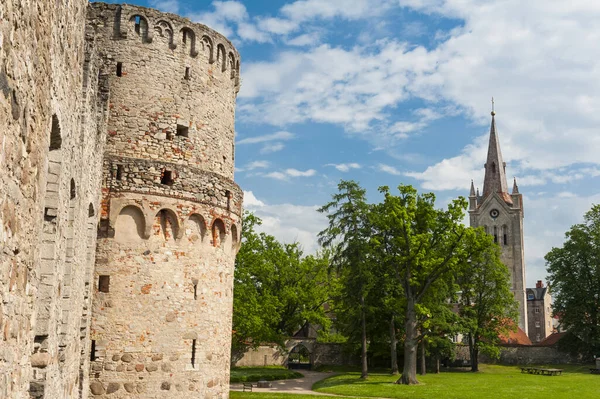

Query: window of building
[116,62,123,77]
[536,334,540,342]
[49,114,62,151]
[191,339,197,368]
[161,170,174,185]
[528,293,534,300]
[98,276,110,293]
[176,124,189,138]
[116,164,124,180]
[493,226,498,244]
[535,307,540,313]
[535,321,540,328]
[184,67,190,80]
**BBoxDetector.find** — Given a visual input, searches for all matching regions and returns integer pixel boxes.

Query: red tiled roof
[538,332,566,347]
[499,326,532,345]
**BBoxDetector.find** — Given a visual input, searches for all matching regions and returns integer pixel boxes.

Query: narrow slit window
[70,179,76,200]
[98,275,110,293]
[493,226,498,244]
[161,170,174,186]
[116,165,124,180]
[191,339,196,368]
[184,67,190,80]
[116,62,123,77]
[193,282,198,300]
[176,124,189,137]
[503,233,508,245]
[226,190,231,210]
[90,340,96,361]
[134,15,141,33]
[50,114,62,151]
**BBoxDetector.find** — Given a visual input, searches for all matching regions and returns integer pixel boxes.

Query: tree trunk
[390,315,398,375]
[420,339,426,376]
[397,296,419,384]
[435,355,440,374]
[467,333,479,372]
[360,294,368,379]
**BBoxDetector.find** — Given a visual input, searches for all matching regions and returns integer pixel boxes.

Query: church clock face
[490,209,500,219]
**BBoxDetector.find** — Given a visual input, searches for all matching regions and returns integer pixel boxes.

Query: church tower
[469,107,528,334]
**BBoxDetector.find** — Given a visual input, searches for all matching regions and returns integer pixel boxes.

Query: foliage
[318,180,373,379]
[229,367,303,383]
[311,364,599,399]
[456,231,518,371]
[371,185,478,384]
[232,212,335,356]
[546,204,600,357]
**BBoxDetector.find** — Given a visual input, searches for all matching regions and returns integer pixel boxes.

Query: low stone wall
[453,344,586,365]
[232,340,357,368]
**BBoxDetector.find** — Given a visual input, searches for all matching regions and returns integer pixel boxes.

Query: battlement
[89,2,240,90]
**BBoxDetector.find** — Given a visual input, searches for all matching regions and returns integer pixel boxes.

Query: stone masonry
[0,2,242,398]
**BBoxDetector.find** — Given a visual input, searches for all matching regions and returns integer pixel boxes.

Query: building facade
[468,110,528,334]
[0,2,241,398]
[526,281,553,343]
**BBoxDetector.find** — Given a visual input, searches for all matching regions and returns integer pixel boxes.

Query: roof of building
[499,326,532,346]
[537,332,566,347]
[482,111,510,203]
[526,287,548,300]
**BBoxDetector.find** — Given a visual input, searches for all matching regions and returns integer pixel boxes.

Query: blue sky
[99,0,600,287]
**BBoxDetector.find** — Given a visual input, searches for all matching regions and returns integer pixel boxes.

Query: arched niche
[49,114,62,151]
[181,27,198,57]
[230,224,239,250]
[152,208,179,241]
[70,178,76,200]
[154,20,175,49]
[114,205,146,242]
[228,52,236,79]
[216,44,226,72]
[211,218,226,248]
[185,214,207,244]
[201,35,214,63]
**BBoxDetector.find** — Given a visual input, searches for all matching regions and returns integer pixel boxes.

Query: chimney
[536,280,543,288]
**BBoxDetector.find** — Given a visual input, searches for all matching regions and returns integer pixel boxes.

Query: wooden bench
[520,367,562,376]
[242,383,253,392]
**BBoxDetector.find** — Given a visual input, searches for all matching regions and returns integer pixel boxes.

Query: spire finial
[512,177,519,194]
[491,97,495,116]
[470,180,476,196]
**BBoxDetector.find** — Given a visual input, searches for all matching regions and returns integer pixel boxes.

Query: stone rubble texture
[0,1,241,398]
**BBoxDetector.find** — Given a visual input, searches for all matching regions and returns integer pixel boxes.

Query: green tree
[546,204,600,357]
[456,232,518,372]
[232,212,334,358]
[318,180,373,379]
[373,185,475,385]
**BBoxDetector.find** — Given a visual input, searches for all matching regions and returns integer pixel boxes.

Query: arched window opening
[88,203,95,217]
[115,205,145,241]
[228,52,236,79]
[161,169,174,185]
[493,226,498,244]
[130,15,148,41]
[201,35,214,63]
[50,114,62,151]
[155,20,175,48]
[287,344,311,369]
[211,219,226,247]
[70,179,76,200]
[216,44,226,72]
[502,225,508,245]
[181,28,197,56]
[185,214,207,243]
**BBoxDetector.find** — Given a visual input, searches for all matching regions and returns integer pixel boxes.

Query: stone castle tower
[88,3,242,397]
[0,1,241,398]
[468,110,528,334]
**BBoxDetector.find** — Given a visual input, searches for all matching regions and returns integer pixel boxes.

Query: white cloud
[325,163,361,172]
[286,32,321,46]
[237,131,295,145]
[378,163,402,176]
[188,1,248,37]
[257,17,299,35]
[237,22,271,43]
[280,0,392,22]
[264,168,317,180]
[243,191,327,253]
[285,168,316,177]
[245,160,270,171]
[260,143,285,154]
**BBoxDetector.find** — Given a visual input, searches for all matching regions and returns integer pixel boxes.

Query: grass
[230,366,304,383]
[311,364,600,399]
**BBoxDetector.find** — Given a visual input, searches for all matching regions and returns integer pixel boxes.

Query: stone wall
[87,3,242,398]
[453,344,585,365]
[0,0,109,398]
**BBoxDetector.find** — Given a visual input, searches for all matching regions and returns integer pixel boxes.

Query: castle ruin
[0,2,241,398]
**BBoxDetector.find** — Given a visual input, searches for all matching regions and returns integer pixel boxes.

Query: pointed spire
[482,104,509,199]
[512,177,519,194]
[470,180,476,196]
[476,187,480,197]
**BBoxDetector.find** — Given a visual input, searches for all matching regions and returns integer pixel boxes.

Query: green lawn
[311,364,599,399]
[230,366,303,383]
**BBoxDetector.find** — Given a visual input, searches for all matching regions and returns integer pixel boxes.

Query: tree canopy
[546,204,600,357]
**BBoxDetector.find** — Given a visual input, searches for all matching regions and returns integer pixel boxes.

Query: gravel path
[230,370,338,395]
